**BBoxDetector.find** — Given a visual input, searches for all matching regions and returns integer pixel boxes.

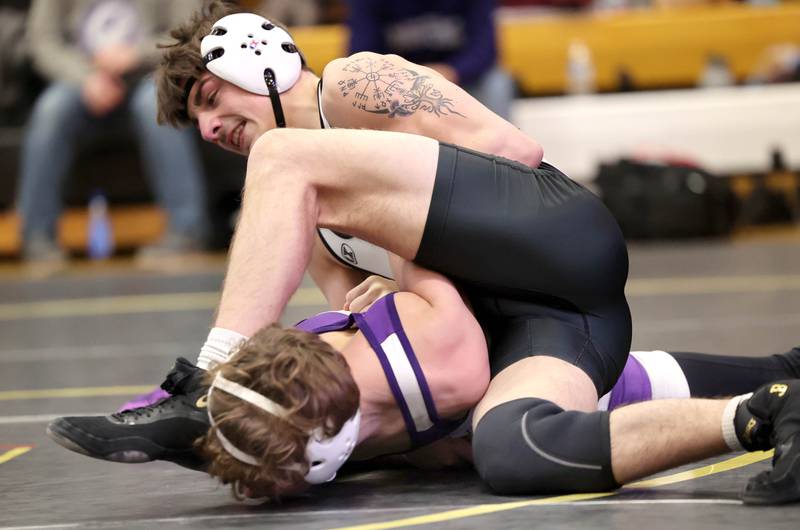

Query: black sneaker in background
[743,434,800,505]
[46,357,210,471]
[739,380,800,505]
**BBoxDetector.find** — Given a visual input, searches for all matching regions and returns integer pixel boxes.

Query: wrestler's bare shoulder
[320,52,542,165]
[321,52,466,130]
[392,291,489,412]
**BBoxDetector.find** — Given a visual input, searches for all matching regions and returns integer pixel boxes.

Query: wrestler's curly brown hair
[155,0,310,128]
[198,323,360,501]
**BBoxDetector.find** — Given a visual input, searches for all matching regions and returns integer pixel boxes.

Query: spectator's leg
[291,0,321,26]
[129,77,208,254]
[16,82,93,258]
[259,0,291,25]
[463,65,516,122]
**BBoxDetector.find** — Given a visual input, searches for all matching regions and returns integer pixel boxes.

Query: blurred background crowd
[0,0,798,265]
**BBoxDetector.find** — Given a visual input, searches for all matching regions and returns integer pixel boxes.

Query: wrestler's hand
[94,44,141,77]
[402,438,473,470]
[82,71,125,116]
[343,275,398,312]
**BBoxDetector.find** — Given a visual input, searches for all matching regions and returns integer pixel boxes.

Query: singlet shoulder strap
[294,310,355,334]
[353,293,463,448]
[316,228,394,279]
[317,78,331,129]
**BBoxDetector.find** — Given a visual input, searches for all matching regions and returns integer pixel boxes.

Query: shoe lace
[111,395,175,421]
[110,358,199,421]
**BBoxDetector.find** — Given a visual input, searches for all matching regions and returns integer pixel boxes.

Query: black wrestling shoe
[46,357,210,471]
[738,380,800,505]
[776,347,800,378]
[742,434,800,505]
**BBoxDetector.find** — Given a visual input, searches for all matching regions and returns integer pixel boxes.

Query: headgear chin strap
[200,13,302,128]
[207,373,360,485]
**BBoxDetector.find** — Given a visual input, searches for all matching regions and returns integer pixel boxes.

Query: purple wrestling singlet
[294,293,464,447]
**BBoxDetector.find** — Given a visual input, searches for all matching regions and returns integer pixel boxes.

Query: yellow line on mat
[331,492,619,530]
[0,292,219,320]
[331,451,773,530]
[0,446,33,465]
[0,385,154,401]
[0,287,325,321]
[626,451,772,488]
[2,274,800,321]
[626,274,800,297]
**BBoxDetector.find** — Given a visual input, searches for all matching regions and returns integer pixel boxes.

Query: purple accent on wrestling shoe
[294,311,355,334]
[117,387,171,412]
[608,355,652,411]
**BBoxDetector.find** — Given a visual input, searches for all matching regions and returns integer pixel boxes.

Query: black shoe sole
[47,417,208,471]
[46,418,157,464]
[741,484,800,505]
[741,444,800,505]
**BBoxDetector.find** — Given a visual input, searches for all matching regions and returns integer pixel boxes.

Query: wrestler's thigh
[252,128,440,259]
[471,356,599,432]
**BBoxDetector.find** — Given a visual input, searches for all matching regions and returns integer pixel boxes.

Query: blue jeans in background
[16,76,208,248]
[463,65,516,122]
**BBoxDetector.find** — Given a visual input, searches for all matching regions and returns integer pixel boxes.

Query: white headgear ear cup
[200,13,302,95]
[209,374,361,486]
[303,410,361,484]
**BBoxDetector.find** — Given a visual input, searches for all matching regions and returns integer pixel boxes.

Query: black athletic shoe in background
[46,357,210,471]
[743,434,800,505]
[776,347,800,379]
[739,380,800,504]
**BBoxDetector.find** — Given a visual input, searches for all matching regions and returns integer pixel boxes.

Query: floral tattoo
[338,56,465,119]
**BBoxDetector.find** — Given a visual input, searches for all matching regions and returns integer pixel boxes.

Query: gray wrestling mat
[3,235,800,529]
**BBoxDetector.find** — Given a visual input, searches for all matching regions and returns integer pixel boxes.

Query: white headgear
[207,373,360,486]
[199,13,303,128]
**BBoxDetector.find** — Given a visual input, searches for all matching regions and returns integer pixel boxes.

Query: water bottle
[698,54,734,88]
[567,40,596,95]
[87,190,114,259]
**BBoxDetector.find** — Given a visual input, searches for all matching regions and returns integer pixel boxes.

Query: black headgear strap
[181,65,285,127]
[180,76,197,123]
[264,69,286,128]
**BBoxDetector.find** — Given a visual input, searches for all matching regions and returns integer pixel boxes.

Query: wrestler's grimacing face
[188,73,275,156]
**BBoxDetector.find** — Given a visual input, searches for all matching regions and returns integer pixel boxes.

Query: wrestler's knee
[471,398,619,494]
[246,128,310,188]
[249,128,307,169]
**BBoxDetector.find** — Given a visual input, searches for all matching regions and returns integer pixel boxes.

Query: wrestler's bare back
[315,261,489,460]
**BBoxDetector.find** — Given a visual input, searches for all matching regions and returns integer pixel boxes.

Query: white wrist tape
[721,393,753,452]
[197,327,249,370]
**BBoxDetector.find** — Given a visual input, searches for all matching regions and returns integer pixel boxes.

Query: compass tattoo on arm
[338,56,466,119]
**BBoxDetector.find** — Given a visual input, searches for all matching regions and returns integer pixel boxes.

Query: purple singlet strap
[294,311,355,334]
[353,294,462,448]
[607,354,652,411]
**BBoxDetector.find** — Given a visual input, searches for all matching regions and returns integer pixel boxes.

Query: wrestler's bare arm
[344,274,398,312]
[388,254,466,313]
[401,437,474,470]
[389,254,489,410]
[321,51,543,166]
